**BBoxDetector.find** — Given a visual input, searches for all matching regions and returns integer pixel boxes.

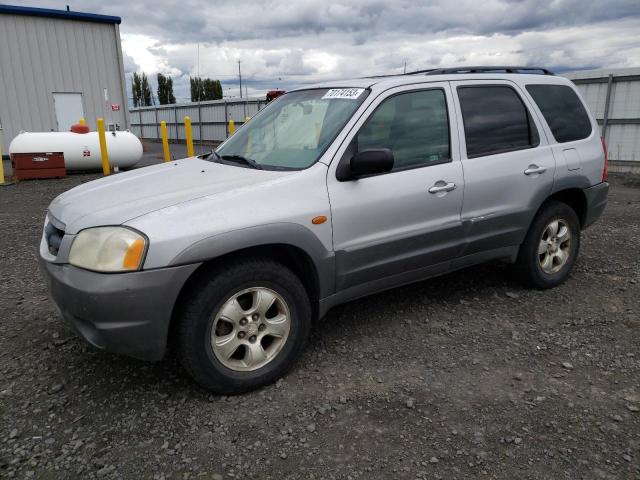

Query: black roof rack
[362,66,554,81]
[403,69,438,75]
[420,66,555,76]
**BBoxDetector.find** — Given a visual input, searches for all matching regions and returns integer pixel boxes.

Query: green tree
[213,80,223,100]
[190,77,203,102]
[157,73,176,105]
[191,76,223,101]
[203,79,216,100]
[131,72,142,107]
[141,73,153,106]
[132,72,153,107]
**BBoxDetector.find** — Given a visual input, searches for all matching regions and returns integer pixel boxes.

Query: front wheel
[176,258,311,394]
[516,200,581,289]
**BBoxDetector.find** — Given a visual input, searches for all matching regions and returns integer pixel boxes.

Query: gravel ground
[1,172,639,480]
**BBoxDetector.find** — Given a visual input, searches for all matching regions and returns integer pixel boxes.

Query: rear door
[327,82,465,292]
[450,80,556,255]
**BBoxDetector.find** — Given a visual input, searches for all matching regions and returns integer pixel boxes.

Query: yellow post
[0,140,5,184]
[78,117,86,125]
[228,116,235,136]
[160,121,171,162]
[184,116,194,157]
[96,118,111,176]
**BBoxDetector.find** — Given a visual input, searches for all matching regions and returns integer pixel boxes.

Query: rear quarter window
[526,84,592,143]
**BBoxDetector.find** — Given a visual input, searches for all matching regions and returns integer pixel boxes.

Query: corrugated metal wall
[564,68,640,164]
[129,99,267,142]
[0,13,128,146]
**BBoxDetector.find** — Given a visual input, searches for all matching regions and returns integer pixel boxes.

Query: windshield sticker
[322,88,365,100]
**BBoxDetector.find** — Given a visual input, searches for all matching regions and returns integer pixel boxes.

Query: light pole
[238,60,243,99]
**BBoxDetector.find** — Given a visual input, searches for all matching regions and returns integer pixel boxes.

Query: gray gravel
[1,172,639,479]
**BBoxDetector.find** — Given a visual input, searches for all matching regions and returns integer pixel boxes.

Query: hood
[48,158,293,234]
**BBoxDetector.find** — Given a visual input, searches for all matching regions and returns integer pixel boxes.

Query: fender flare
[169,222,335,298]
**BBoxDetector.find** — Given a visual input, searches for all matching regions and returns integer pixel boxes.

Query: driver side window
[357,89,451,171]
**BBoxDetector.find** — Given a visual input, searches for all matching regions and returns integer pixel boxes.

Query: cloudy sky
[23,0,640,104]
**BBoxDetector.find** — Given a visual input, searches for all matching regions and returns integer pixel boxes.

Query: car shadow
[51,260,518,401]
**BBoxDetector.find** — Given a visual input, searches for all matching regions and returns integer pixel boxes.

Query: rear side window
[526,84,592,143]
[458,86,539,158]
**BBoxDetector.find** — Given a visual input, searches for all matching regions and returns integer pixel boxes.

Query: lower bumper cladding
[39,258,200,361]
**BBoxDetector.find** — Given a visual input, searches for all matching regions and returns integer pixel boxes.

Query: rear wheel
[176,258,311,394]
[516,200,581,289]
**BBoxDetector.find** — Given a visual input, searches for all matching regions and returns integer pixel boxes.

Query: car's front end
[39,213,199,360]
[38,84,366,378]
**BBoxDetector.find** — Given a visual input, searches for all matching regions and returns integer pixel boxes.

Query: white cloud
[24,0,640,103]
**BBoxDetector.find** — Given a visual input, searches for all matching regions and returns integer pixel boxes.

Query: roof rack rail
[404,69,438,75]
[423,66,555,76]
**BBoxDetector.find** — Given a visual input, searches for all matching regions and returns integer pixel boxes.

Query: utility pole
[238,60,243,99]
[197,43,201,102]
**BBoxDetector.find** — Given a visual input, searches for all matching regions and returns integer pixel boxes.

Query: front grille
[45,221,64,256]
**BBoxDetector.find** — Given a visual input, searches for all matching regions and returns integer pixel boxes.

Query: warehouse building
[0,4,129,153]
[563,68,640,173]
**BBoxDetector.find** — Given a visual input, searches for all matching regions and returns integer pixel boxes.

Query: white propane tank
[9,130,143,171]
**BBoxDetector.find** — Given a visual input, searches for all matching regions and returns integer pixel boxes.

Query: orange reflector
[123,238,145,270]
[312,215,327,225]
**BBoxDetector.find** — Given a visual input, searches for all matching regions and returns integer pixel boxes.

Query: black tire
[516,200,581,289]
[176,258,311,394]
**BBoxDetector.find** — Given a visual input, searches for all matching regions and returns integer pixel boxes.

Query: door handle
[428,182,456,194]
[524,165,547,175]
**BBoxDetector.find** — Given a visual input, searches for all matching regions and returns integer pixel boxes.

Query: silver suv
[40,66,609,393]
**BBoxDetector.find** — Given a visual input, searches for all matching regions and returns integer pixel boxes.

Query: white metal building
[563,68,640,172]
[0,4,129,151]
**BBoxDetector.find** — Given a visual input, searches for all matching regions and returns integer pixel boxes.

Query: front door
[53,93,84,132]
[450,80,556,255]
[327,83,465,292]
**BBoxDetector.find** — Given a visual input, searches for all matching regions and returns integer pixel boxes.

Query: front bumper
[582,182,609,229]
[39,258,200,361]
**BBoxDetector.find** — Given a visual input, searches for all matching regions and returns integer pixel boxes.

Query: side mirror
[349,149,394,178]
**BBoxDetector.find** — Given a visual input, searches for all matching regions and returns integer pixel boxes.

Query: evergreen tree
[190,77,203,102]
[191,76,224,101]
[131,72,142,107]
[203,78,216,100]
[141,73,153,106]
[167,77,176,104]
[157,73,176,105]
[213,80,223,100]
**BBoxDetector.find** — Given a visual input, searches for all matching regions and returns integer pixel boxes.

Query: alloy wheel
[210,287,291,371]
[538,219,572,274]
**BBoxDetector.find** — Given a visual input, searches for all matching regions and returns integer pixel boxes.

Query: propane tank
[9,130,143,171]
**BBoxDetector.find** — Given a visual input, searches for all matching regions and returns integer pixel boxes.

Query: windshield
[216,88,369,170]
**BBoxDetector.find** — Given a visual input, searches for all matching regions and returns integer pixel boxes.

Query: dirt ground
[0,172,639,480]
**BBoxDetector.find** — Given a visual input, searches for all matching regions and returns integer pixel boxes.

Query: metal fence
[129,98,268,142]
[564,67,640,172]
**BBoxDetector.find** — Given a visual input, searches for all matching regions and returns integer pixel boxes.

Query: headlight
[69,227,147,272]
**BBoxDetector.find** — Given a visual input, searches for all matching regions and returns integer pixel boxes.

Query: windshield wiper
[200,150,222,162]
[219,154,263,170]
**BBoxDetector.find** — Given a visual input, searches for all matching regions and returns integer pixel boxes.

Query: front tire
[516,200,581,289]
[176,258,311,394]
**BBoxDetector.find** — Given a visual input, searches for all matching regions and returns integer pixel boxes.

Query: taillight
[600,137,608,182]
